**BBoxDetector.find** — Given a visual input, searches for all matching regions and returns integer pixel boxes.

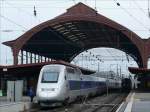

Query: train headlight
[41,88,55,91]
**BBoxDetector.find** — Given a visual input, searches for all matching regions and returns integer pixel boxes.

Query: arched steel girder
[69,45,142,67]
[69,46,141,67]
[3,3,147,68]
[146,38,150,58]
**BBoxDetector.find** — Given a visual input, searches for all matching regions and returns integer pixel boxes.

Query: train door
[7,81,15,102]
[73,68,81,98]
[66,67,76,101]
[76,68,83,96]
[15,80,23,102]
[7,80,23,102]
[64,68,69,100]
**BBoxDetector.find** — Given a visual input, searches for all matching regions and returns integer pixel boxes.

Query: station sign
[3,68,8,72]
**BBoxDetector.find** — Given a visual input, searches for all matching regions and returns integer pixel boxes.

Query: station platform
[116,91,150,112]
[0,96,36,112]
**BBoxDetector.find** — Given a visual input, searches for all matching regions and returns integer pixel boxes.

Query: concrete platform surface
[0,96,37,112]
[0,102,32,112]
[117,91,150,112]
[132,92,150,112]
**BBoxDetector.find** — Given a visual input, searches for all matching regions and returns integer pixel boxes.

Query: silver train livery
[36,64,121,105]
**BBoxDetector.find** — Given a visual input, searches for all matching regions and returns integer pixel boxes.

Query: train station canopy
[0,61,95,77]
[3,3,150,68]
[129,67,150,75]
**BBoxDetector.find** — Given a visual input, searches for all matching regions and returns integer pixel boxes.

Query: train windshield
[41,72,59,83]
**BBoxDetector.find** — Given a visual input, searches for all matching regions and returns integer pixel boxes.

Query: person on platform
[28,87,34,102]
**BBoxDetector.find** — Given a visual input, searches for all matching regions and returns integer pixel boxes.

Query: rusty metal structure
[3,3,150,69]
[0,61,95,76]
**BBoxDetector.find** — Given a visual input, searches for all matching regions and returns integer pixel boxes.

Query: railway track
[72,92,127,112]
[25,92,128,112]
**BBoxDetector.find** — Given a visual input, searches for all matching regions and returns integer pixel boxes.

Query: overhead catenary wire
[4,1,34,18]
[0,0,149,67]
[0,1,28,30]
[106,49,120,63]
[113,0,150,30]
[1,5,149,10]
[132,1,150,36]
[75,49,132,73]
[76,54,134,61]
[0,1,42,33]
[132,0,147,16]
[4,1,41,23]
[132,0,150,26]
[0,14,27,30]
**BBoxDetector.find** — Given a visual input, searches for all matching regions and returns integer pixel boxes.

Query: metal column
[21,50,23,64]
[26,51,28,64]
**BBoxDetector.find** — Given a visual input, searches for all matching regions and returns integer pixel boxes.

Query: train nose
[37,88,59,99]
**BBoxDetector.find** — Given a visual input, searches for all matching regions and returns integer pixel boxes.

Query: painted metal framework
[3,3,150,68]
[0,61,95,76]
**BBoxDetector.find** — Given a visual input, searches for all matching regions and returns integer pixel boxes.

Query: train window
[41,72,59,83]
[64,75,67,80]
[67,68,75,74]
[66,68,75,80]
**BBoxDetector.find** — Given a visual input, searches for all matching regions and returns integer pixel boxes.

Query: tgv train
[36,63,122,105]
[93,71,122,89]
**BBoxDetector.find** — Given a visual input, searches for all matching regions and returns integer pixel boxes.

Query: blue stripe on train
[68,80,106,90]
